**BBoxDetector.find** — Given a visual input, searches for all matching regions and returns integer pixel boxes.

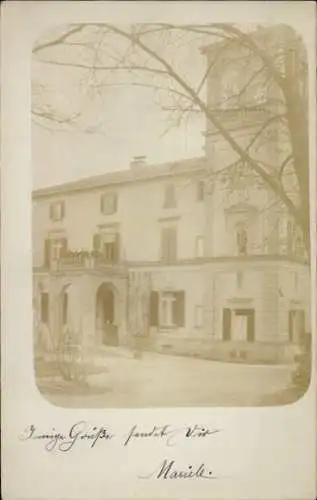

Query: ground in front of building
[36,349,300,408]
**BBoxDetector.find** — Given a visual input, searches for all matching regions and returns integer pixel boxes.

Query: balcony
[49,251,127,276]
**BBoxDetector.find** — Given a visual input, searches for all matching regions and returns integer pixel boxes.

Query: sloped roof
[33,156,208,199]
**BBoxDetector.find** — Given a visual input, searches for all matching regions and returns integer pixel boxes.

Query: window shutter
[149,291,159,327]
[93,233,101,251]
[44,239,51,267]
[246,310,255,342]
[114,233,120,262]
[60,238,68,258]
[173,291,185,327]
[61,201,65,219]
[222,308,231,341]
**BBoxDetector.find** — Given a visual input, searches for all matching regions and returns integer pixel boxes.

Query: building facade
[32,155,310,364]
[32,25,310,364]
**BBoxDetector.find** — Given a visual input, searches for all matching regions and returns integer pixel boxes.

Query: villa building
[32,24,310,363]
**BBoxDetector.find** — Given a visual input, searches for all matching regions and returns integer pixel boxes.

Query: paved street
[38,349,295,408]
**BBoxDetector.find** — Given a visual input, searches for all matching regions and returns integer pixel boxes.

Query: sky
[31,25,207,189]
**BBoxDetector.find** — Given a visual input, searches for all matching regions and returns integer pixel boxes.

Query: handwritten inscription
[18,422,222,479]
[19,422,221,452]
[139,460,216,480]
[19,421,114,452]
[124,424,220,447]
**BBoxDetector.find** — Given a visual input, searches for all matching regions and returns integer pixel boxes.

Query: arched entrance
[96,283,118,346]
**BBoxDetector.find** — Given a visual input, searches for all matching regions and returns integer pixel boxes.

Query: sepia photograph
[31,21,312,409]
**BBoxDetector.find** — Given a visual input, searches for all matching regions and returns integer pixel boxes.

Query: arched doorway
[96,283,118,346]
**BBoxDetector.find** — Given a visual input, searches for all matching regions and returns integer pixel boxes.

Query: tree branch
[33,25,86,54]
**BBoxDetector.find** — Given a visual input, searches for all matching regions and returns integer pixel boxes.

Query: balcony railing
[50,251,127,275]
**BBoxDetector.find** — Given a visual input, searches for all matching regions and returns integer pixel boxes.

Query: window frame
[195,236,204,258]
[100,192,118,215]
[158,290,185,329]
[50,201,65,222]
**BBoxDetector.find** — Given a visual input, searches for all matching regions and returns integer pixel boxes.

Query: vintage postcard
[1,1,316,499]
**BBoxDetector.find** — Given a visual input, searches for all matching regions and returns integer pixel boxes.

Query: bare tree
[32,23,309,253]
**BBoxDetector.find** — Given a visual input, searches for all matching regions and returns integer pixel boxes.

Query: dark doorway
[222,307,255,342]
[96,284,118,346]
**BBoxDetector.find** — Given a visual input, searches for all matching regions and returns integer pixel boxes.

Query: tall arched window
[237,227,248,255]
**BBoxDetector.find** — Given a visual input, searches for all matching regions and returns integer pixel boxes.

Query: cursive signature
[19,421,114,452]
[139,459,216,480]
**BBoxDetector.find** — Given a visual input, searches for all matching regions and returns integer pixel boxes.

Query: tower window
[237,228,248,255]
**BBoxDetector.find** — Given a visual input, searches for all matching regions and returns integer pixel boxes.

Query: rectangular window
[101,193,118,215]
[163,184,176,209]
[195,306,203,328]
[40,293,49,324]
[51,238,67,261]
[50,201,65,221]
[103,242,115,262]
[103,234,119,262]
[161,226,177,263]
[159,291,185,328]
[195,236,204,258]
[94,231,120,263]
[197,180,205,201]
[44,238,67,264]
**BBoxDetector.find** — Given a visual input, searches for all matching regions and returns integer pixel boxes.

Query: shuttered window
[100,193,118,215]
[222,308,231,341]
[94,232,120,262]
[149,291,159,327]
[50,201,65,221]
[44,238,67,265]
[159,291,185,328]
